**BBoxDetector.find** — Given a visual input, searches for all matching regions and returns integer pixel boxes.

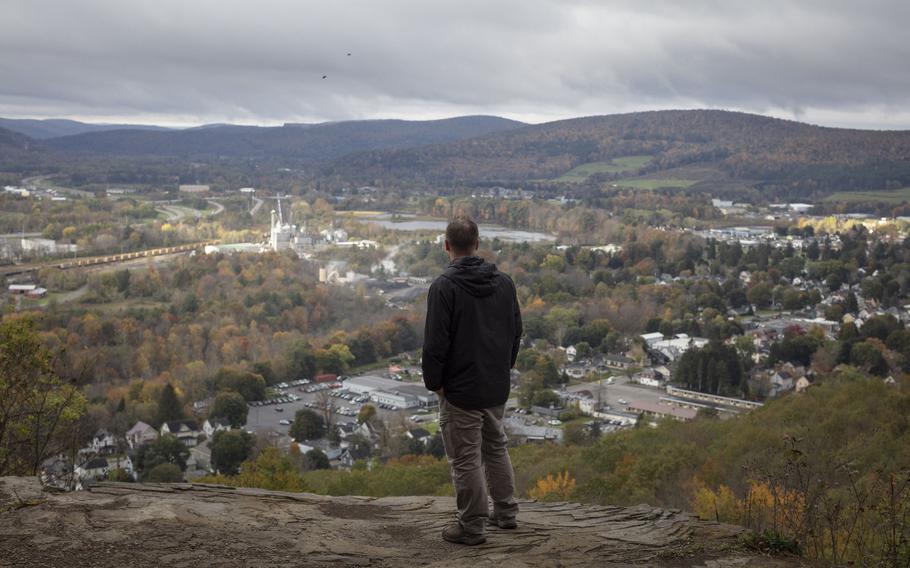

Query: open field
[552,155,652,182]
[610,178,697,190]
[824,187,910,203]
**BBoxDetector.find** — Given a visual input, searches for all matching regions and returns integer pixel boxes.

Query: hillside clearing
[824,187,910,203]
[552,155,652,182]
[610,178,697,190]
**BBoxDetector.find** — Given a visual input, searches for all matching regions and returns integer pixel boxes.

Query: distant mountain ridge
[0,117,171,139]
[4,110,910,196]
[42,116,527,162]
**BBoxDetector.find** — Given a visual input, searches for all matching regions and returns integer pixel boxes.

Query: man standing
[422,216,522,545]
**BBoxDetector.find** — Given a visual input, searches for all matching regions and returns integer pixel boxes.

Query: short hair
[446,216,479,253]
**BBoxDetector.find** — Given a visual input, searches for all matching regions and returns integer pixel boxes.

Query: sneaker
[487,516,517,529]
[442,523,486,545]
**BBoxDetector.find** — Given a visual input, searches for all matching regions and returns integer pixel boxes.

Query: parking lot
[243,379,434,437]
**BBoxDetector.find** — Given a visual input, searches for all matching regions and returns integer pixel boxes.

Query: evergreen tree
[155,383,184,427]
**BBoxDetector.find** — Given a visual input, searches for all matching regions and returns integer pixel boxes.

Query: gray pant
[439,396,519,535]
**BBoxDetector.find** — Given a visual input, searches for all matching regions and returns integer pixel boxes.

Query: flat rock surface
[0,477,805,567]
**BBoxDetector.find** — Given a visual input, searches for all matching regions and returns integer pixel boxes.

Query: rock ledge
[0,477,803,567]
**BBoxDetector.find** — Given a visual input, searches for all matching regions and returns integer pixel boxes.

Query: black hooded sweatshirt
[422,256,522,410]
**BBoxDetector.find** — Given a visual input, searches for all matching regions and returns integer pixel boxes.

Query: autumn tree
[290,409,325,441]
[210,430,254,475]
[303,448,330,471]
[135,434,190,478]
[146,463,183,483]
[211,368,266,401]
[0,318,86,476]
[209,390,248,428]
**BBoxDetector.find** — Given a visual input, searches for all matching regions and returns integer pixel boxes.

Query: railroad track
[0,240,219,277]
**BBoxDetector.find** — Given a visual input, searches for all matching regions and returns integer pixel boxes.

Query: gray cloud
[1,0,909,128]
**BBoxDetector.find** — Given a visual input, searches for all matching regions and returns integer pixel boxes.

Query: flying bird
[347,53,351,56]
[322,75,327,79]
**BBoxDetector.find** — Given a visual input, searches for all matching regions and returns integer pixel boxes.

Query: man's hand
[435,387,444,398]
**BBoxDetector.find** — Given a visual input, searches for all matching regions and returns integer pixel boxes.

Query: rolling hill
[0,117,171,139]
[43,116,526,163]
[323,110,910,195]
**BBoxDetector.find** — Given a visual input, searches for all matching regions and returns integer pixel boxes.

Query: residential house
[325,447,349,469]
[406,428,432,445]
[562,363,592,379]
[160,419,201,447]
[203,418,231,438]
[126,421,157,449]
[336,422,359,440]
[769,371,794,397]
[603,354,635,370]
[186,441,212,478]
[106,456,135,478]
[634,368,663,388]
[90,429,118,455]
[75,457,109,482]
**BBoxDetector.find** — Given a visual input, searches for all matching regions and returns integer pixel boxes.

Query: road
[155,200,224,222]
[22,175,94,198]
[0,232,42,239]
[249,196,263,216]
[55,284,88,303]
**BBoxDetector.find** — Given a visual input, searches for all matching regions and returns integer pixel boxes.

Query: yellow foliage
[693,483,739,522]
[528,470,576,501]
[692,480,805,533]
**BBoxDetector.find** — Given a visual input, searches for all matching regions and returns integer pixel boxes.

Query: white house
[161,419,201,447]
[90,429,118,454]
[126,421,157,449]
[203,418,231,438]
[75,457,109,482]
[769,372,795,397]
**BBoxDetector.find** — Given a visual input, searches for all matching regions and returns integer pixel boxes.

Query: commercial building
[344,375,438,409]
[179,184,210,193]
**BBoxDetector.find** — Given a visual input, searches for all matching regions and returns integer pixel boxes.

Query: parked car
[617,399,629,405]
[279,419,291,426]
[274,406,284,412]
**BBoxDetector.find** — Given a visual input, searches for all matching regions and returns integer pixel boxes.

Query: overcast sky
[2,0,909,129]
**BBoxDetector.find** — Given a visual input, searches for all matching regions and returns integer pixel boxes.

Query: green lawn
[824,188,910,203]
[611,178,697,190]
[553,155,652,183]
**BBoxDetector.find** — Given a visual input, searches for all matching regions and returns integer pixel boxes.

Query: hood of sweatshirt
[442,256,500,298]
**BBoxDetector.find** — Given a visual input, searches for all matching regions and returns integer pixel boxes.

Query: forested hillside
[325,110,910,196]
[0,126,34,152]
[43,116,526,162]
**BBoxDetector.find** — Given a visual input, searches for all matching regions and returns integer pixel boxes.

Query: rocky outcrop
[0,477,803,567]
